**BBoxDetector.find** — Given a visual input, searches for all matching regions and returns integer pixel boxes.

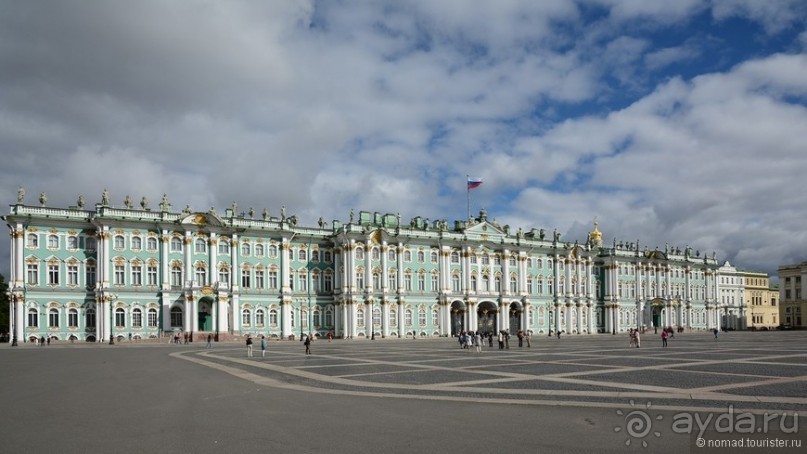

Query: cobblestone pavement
[177,330,807,414]
[4,331,805,453]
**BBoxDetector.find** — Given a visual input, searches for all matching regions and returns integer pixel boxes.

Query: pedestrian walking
[713,327,719,339]
[474,332,482,353]
[661,329,669,348]
[260,335,267,357]
[635,330,641,348]
[525,331,531,348]
[246,335,253,357]
[304,334,311,355]
[497,331,504,350]
[206,333,212,349]
[504,331,510,349]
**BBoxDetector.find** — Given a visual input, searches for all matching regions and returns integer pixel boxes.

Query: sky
[1,0,806,280]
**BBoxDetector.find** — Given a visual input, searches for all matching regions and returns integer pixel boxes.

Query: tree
[0,273,8,334]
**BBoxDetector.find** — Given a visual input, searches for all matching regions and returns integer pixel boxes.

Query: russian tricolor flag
[467,178,483,189]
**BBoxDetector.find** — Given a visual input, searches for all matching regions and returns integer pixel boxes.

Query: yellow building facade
[740,270,778,330]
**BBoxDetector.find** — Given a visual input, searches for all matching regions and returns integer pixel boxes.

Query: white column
[382,301,390,338]
[281,301,291,338]
[160,230,169,287]
[102,299,111,342]
[209,233,218,285]
[184,232,192,286]
[13,225,24,288]
[502,248,510,297]
[15,299,25,343]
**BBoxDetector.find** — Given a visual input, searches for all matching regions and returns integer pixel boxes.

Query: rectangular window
[86,264,96,288]
[68,310,78,328]
[269,271,278,289]
[27,264,38,285]
[67,264,79,286]
[405,274,412,291]
[356,273,364,289]
[255,270,264,289]
[389,274,397,291]
[132,310,142,328]
[299,274,308,292]
[241,269,251,288]
[48,263,59,285]
[148,310,158,327]
[431,274,438,292]
[147,265,158,286]
[324,274,333,292]
[132,264,142,286]
[418,274,426,291]
[115,264,125,285]
[28,310,38,327]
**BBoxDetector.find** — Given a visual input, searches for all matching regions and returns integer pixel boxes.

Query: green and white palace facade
[4,190,727,343]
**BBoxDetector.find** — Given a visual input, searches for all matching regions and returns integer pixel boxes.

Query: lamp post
[10,291,19,347]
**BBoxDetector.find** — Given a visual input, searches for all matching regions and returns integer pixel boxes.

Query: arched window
[195,266,207,286]
[255,309,265,326]
[27,233,39,248]
[241,242,251,256]
[218,266,230,285]
[417,251,425,263]
[255,244,264,256]
[49,308,59,327]
[325,308,333,327]
[148,308,158,327]
[171,265,183,286]
[430,251,438,263]
[68,308,78,327]
[418,308,426,326]
[48,234,60,249]
[114,235,125,249]
[170,307,182,327]
[218,240,230,255]
[28,308,39,327]
[269,309,278,327]
[451,252,460,263]
[371,247,380,261]
[195,238,207,254]
[356,308,365,327]
[373,307,381,327]
[86,308,96,328]
[405,308,413,326]
[404,251,412,262]
[452,274,461,292]
[132,308,142,328]
[146,237,157,251]
[67,236,78,250]
[268,244,278,257]
[356,247,364,261]
[170,237,183,253]
[115,308,125,327]
[388,249,396,262]
[131,236,142,250]
[242,309,251,326]
[313,309,321,327]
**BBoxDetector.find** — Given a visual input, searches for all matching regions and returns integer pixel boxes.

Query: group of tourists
[456,329,532,351]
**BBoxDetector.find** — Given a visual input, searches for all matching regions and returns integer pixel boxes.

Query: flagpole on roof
[466,174,471,221]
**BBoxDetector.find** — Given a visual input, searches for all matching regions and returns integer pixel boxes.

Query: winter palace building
[5,189,732,344]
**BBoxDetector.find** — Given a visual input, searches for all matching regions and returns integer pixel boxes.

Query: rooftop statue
[17,185,24,204]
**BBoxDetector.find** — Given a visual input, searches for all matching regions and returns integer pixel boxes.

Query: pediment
[180,212,224,227]
[464,221,506,237]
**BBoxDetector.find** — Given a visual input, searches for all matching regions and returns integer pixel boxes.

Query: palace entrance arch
[450,301,466,336]
[476,301,498,336]
[509,302,523,333]
[198,297,214,332]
